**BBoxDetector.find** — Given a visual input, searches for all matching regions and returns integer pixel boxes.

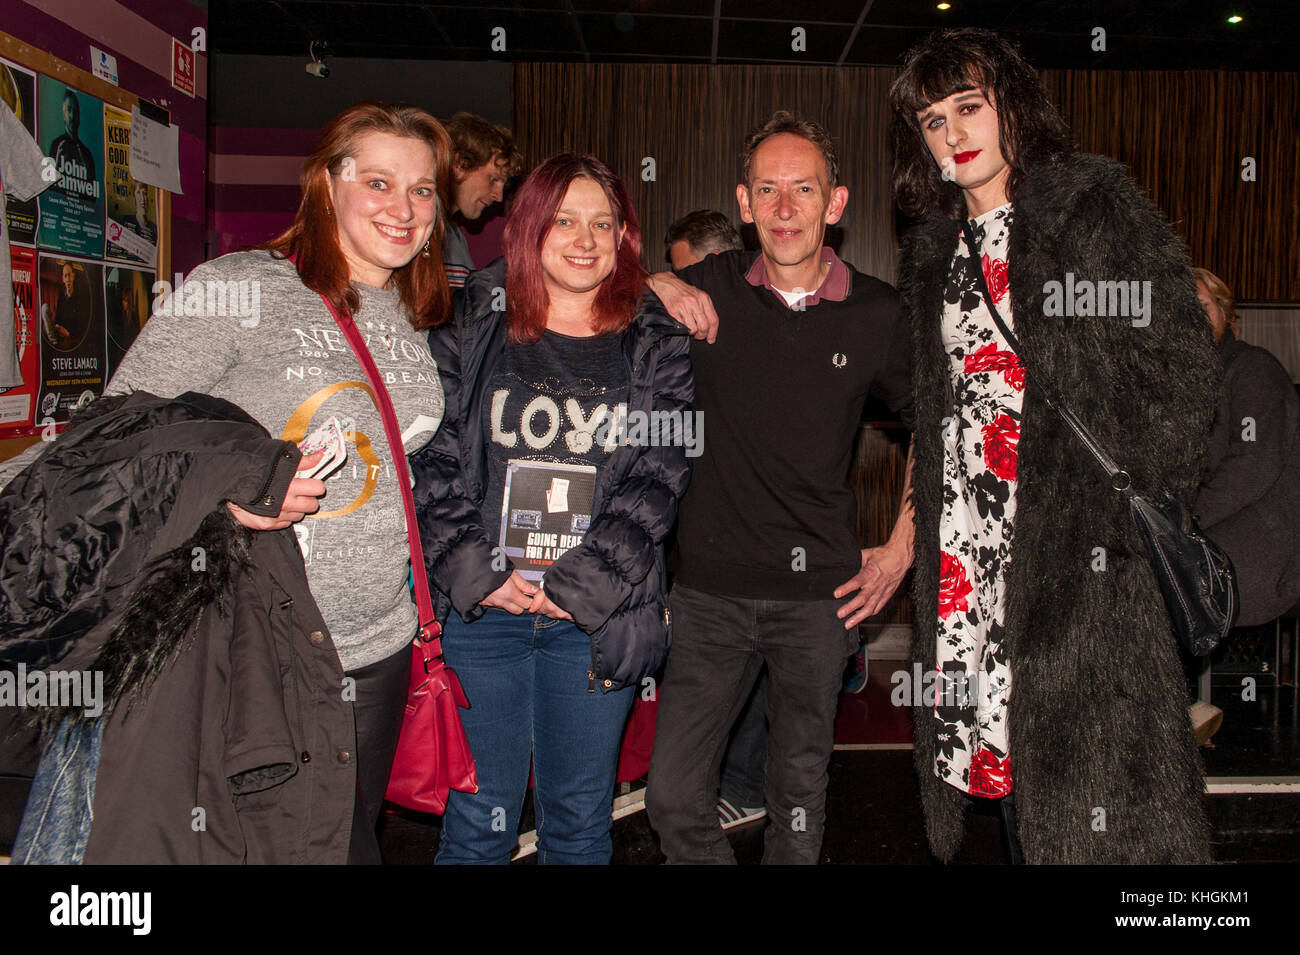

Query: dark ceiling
[209,0,1299,70]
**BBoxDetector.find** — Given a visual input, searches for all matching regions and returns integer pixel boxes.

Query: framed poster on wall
[36,75,105,259]
[0,30,171,443]
[1,57,40,246]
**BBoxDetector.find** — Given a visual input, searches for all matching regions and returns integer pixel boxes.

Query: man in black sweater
[644,112,915,864]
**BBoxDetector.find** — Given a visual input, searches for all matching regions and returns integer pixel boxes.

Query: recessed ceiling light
[937,2,951,9]
[1227,14,1243,23]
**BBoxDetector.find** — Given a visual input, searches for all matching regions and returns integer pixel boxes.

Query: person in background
[414,153,692,864]
[1193,268,1300,630]
[891,27,1217,863]
[441,112,522,288]
[103,101,453,863]
[1186,268,1300,746]
[664,209,744,271]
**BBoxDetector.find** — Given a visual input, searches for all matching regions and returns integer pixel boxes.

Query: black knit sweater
[671,250,913,600]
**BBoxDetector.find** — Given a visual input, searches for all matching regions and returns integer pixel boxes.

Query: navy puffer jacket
[411,259,694,691]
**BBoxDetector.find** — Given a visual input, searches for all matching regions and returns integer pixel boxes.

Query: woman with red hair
[412,153,693,864]
[103,101,453,863]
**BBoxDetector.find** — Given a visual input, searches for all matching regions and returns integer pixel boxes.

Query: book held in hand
[500,460,598,583]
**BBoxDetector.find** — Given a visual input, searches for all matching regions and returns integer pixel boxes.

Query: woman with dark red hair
[412,153,693,864]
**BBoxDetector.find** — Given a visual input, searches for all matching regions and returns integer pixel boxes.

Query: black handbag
[959,220,1236,655]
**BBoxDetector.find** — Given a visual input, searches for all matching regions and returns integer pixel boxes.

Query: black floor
[5,678,1291,864]
[379,749,1000,866]
[379,686,1300,865]
[1201,676,1299,776]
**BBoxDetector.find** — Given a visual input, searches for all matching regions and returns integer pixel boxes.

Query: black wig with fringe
[889,27,1074,220]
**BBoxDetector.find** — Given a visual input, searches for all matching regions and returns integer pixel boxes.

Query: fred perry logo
[832,353,848,368]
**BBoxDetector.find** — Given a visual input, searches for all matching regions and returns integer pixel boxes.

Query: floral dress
[932,203,1022,799]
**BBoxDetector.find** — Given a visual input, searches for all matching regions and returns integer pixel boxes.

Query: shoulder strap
[959,219,1132,493]
[315,291,441,644]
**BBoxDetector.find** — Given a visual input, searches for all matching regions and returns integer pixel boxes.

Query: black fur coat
[900,153,1219,864]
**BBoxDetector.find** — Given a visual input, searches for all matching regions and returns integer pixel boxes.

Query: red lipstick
[954,150,981,164]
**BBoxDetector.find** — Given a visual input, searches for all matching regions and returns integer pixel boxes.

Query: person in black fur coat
[890,28,1218,863]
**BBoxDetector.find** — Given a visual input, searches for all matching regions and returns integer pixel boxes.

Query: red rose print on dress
[964,342,1025,392]
[981,413,1020,481]
[933,211,1019,799]
[982,253,1009,304]
[938,551,973,619]
[969,749,1013,798]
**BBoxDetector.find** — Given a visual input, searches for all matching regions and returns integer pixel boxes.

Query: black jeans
[719,670,768,808]
[646,584,857,864]
[345,640,412,865]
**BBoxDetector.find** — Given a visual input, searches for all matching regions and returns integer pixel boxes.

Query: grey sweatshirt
[95,250,443,670]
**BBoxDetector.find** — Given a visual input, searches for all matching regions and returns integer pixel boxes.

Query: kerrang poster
[0,58,40,246]
[104,105,158,267]
[37,75,105,258]
[36,252,105,425]
[0,245,40,431]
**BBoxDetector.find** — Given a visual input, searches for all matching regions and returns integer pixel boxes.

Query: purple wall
[207,124,314,254]
[5,0,209,275]
[206,54,512,261]
[208,125,506,266]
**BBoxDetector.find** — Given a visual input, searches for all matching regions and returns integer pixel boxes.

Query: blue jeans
[434,608,635,865]
[13,718,102,865]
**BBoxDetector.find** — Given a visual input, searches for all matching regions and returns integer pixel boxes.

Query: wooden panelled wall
[512,63,1298,628]
[513,64,1299,302]
[1038,69,1299,304]
[513,63,900,282]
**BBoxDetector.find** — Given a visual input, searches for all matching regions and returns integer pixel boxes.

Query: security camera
[306,41,329,79]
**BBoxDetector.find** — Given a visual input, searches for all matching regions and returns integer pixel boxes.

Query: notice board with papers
[0,30,172,457]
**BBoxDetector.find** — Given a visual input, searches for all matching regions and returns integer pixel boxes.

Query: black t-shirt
[481,327,630,550]
[671,250,913,600]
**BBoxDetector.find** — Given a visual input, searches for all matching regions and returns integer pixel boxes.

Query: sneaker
[842,642,868,694]
[1189,700,1223,746]
[717,797,766,830]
